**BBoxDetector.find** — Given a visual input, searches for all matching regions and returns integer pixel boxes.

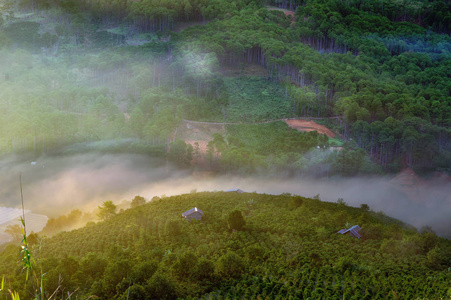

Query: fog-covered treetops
[0,1,450,298]
[0,0,449,175]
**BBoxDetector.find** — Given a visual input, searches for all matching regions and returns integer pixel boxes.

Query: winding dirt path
[284,119,335,138]
[181,117,341,139]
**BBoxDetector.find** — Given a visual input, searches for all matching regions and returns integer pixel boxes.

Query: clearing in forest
[285,119,335,138]
[175,121,226,154]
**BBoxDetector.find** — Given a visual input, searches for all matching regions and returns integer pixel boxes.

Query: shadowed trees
[130,196,146,208]
[227,209,245,231]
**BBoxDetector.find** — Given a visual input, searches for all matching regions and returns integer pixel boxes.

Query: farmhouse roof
[182,207,204,217]
[337,225,361,239]
[225,189,244,193]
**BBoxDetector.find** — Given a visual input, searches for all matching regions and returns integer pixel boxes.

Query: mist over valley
[0,0,450,298]
[1,153,449,239]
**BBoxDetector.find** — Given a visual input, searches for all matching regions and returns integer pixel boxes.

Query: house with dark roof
[337,225,361,239]
[182,207,204,221]
[225,189,244,193]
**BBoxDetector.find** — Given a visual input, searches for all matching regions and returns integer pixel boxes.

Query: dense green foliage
[0,0,450,175]
[1,1,450,298]
[203,123,378,176]
[207,122,330,174]
[227,209,246,231]
[222,76,292,122]
[97,200,117,221]
[1,192,450,299]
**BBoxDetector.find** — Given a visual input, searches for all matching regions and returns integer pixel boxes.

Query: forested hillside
[0,1,450,298]
[1,192,450,299]
[0,0,450,175]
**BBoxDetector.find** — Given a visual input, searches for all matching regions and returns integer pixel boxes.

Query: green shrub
[145,273,177,299]
[227,210,245,231]
[165,219,181,236]
[288,196,304,209]
[216,252,245,279]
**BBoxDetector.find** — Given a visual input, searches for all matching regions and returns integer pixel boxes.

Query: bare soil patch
[176,121,226,141]
[176,121,225,167]
[185,140,210,167]
[285,119,335,138]
[185,140,209,155]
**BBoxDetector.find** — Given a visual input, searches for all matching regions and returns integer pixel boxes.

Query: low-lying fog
[1,153,450,238]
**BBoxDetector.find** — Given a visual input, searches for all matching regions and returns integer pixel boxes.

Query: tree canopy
[97,201,117,221]
[0,191,449,299]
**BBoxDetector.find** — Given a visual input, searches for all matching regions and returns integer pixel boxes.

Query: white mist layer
[0,153,449,238]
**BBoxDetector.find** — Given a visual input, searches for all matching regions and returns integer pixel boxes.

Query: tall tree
[227,209,245,231]
[97,201,117,221]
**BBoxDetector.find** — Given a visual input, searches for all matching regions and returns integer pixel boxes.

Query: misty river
[1,153,450,238]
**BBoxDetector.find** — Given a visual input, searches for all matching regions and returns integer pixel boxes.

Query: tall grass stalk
[18,174,53,300]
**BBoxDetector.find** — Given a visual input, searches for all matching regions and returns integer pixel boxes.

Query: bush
[421,231,440,253]
[173,251,197,278]
[335,257,357,273]
[245,245,266,262]
[130,261,158,284]
[227,210,245,231]
[426,245,450,270]
[130,195,146,208]
[145,273,177,299]
[192,258,215,280]
[361,223,384,240]
[119,284,146,300]
[380,239,400,256]
[360,204,370,211]
[216,251,245,279]
[165,219,181,236]
[288,196,304,209]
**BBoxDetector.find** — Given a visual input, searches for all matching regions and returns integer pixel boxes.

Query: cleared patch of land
[185,140,208,155]
[176,121,226,142]
[284,119,335,138]
[175,121,225,164]
[177,118,338,143]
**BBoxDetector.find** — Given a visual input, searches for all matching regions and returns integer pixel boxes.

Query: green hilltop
[0,0,450,298]
[1,192,450,299]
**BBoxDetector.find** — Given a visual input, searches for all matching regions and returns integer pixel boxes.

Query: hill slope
[1,192,449,299]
